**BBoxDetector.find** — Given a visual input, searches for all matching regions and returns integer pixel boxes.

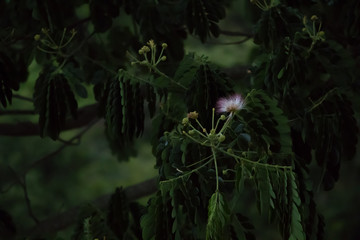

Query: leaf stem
[212,146,220,191]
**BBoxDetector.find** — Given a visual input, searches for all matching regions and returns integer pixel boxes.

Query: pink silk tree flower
[216,94,245,114]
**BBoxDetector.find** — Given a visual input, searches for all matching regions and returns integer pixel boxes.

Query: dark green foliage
[230,213,255,240]
[186,0,227,42]
[254,5,302,51]
[185,57,233,126]
[72,204,118,240]
[1,0,359,239]
[89,0,120,33]
[140,192,173,240]
[107,188,129,239]
[104,71,145,155]
[33,70,78,140]
[0,52,28,108]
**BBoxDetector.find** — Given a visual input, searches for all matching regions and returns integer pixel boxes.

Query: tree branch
[1,119,100,194]
[220,29,254,38]
[24,177,158,236]
[0,110,36,115]
[0,104,99,136]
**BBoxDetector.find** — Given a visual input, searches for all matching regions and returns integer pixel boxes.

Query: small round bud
[227,148,233,154]
[210,129,216,134]
[34,34,41,41]
[310,15,318,21]
[188,130,195,135]
[161,43,168,49]
[318,31,325,37]
[147,39,155,48]
[70,28,77,35]
[160,56,167,61]
[202,128,207,133]
[182,117,189,125]
[302,27,307,32]
[220,115,226,120]
[218,134,226,142]
[187,111,199,119]
[41,28,49,34]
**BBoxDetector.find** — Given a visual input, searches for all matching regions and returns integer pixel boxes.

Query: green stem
[150,64,188,91]
[211,146,220,191]
[215,147,292,170]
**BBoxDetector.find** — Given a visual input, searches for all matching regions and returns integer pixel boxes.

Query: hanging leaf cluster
[33,69,78,140]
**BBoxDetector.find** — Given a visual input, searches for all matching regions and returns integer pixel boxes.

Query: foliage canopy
[0,0,359,239]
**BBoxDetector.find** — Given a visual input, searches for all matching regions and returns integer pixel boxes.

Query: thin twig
[23,119,100,175]
[12,94,34,102]
[8,167,40,224]
[220,30,254,38]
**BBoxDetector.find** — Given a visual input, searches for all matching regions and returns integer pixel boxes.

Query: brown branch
[12,94,34,102]
[220,29,254,38]
[0,110,36,115]
[24,177,158,236]
[0,103,99,136]
[1,119,100,194]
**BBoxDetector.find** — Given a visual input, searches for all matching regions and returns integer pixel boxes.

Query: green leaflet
[206,191,230,240]
[289,171,305,240]
[141,192,172,240]
[242,89,292,156]
[105,71,145,148]
[33,71,78,140]
[72,204,118,240]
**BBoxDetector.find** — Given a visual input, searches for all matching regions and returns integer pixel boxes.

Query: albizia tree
[0,0,359,239]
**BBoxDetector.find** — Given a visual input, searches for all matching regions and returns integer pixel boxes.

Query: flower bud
[34,34,41,41]
[218,134,226,142]
[220,115,226,120]
[318,31,325,37]
[160,56,167,61]
[310,15,318,21]
[188,130,195,135]
[161,43,168,49]
[182,117,189,125]
[187,111,199,119]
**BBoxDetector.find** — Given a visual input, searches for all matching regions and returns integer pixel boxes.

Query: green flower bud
[218,134,226,142]
[162,43,168,49]
[188,130,195,135]
[182,117,189,125]
[220,115,226,120]
[310,15,318,21]
[34,34,41,41]
[318,31,325,37]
